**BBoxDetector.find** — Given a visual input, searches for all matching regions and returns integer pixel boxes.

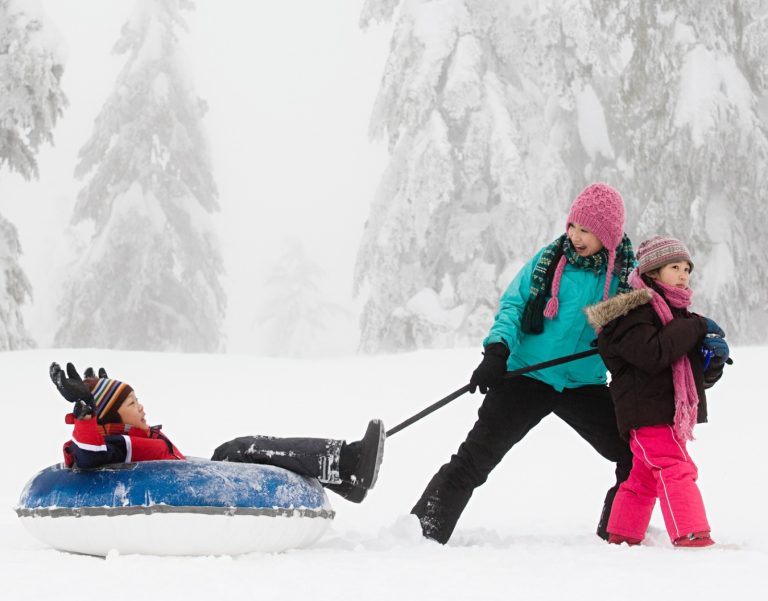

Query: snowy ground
[1,347,765,600]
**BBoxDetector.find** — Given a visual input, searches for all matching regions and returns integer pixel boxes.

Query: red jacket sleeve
[64,415,183,468]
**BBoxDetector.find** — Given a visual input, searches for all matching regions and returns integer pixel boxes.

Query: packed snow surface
[0,347,765,600]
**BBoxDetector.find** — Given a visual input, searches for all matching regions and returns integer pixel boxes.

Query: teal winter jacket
[483,247,620,391]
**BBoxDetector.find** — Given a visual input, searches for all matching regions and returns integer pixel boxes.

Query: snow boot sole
[355,419,385,490]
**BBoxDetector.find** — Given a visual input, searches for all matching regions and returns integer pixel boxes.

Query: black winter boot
[597,460,632,541]
[328,420,385,504]
[411,473,473,544]
[339,419,386,490]
[596,485,618,541]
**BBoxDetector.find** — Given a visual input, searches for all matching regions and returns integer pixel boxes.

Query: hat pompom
[543,296,559,319]
[544,255,567,320]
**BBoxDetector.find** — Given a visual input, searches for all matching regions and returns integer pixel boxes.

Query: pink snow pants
[607,425,710,543]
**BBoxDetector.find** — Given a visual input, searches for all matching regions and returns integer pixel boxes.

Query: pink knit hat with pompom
[544,183,626,319]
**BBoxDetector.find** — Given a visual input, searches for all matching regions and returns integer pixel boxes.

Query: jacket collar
[585,288,652,330]
[98,422,163,438]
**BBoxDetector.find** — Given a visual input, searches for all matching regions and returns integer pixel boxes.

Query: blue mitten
[701,335,730,367]
[704,317,726,338]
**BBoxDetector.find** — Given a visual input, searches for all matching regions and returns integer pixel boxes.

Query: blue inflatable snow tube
[17,458,335,556]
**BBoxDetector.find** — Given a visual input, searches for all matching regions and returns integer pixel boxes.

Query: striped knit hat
[637,235,693,274]
[84,377,134,424]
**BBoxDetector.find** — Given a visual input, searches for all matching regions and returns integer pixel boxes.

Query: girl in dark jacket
[586,236,729,548]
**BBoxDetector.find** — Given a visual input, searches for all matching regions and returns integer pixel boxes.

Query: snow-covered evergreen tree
[55,0,225,352]
[0,0,66,349]
[354,0,615,352]
[251,240,352,357]
[594,0,768,342]
[357,0,768,351]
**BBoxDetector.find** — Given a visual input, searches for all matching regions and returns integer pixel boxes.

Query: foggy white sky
[0,1,391,352]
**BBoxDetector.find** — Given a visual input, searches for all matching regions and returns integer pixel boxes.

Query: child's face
[651,260,691,289]
[567,223,604,257]
[117,392,149,431]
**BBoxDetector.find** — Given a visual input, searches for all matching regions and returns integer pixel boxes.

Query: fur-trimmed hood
[585,288,653,330]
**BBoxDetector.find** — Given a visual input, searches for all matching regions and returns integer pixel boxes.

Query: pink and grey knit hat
[544,183,626,319]
[637,235,693,274]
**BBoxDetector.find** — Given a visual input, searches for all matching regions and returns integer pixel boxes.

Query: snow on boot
[673,531,715,548]
[411,472,474,544]
[325,480,367,504]
[412,492,451,544]
[340,419,385,490]
[608,533,642,546]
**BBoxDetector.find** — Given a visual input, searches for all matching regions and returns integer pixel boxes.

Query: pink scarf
[628,269,699,441]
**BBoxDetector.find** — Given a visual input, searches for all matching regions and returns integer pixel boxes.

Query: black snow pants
[211,435,344,485]
[411,375,632,544]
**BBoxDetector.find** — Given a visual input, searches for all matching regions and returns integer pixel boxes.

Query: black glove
[703,362,724,389]
[469,342,510,394]
[50,362,96,416]
[84,366,108,379]
[72,399,95,420]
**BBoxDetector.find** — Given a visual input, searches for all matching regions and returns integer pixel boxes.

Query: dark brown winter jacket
[585,288,709,438]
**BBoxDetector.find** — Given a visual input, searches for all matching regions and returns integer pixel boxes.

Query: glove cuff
[483,342,510,360]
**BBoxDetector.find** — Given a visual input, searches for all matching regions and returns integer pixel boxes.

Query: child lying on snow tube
[50,362,385,503]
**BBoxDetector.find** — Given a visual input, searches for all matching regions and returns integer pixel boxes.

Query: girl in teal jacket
[412,183,636,544]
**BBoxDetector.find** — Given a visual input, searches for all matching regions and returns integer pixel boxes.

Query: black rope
[385,348,599,438]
